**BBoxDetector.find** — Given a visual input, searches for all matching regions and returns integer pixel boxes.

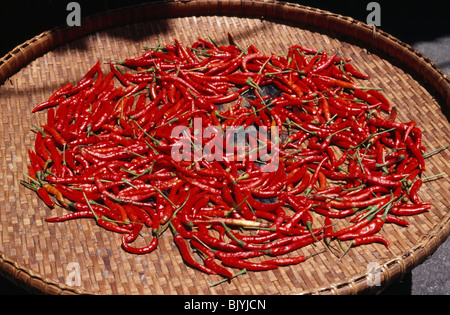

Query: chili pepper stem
[210,268,247,287]
[305,249,327,260]
[324,239,343,257]
[305,221,320,243]
[422,144,449,158]
[83,192,100,221]
[155,192,191,237]
[339,240,355,260]
[422,173,446,183]
[31,124,49,137]
[220,222,246,247]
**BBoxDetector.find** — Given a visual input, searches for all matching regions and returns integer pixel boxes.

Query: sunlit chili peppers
[21,35,445,284]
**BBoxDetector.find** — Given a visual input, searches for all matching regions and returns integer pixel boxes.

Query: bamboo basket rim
[0,0,448,295]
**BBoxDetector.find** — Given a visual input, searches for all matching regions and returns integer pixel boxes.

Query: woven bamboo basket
[0,0,448,295]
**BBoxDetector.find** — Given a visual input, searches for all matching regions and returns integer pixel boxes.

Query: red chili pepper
[366,89,390,111]
[390,203,431,216]
[261,256,305,266]
[37,187,55,208]
[352,235,390,249]
[409,179,423,204]
[357,172,402,188]
[311,53,337,75]
[267,234,322,256]
[68,202,122,222]
[65,77,94,95]
[104,198,129,224]
[332,217,370,238]
[55,184,101,203]
[284,201,312,231]
[43,137,63,177]
[328,194,389,210]
[173,231,216,275]
[405,137,426,171]
[338,217,385,240]
[214,250,265,260]
[194,231,242,253]
[49,83,74,100]
[324,216,333,245]
[312,74,363,90]
[28,149,45,177]
[205,257,233,278]
[45,210,95,222]
[42,183,64,202]
[220,256,278,271]
[121,235,158,255]
[343,63,370,79]
[383,214,410,226]
[97,218,132,234]
[232,184,257,221]
[32,97,65,113]
[110,61,131,86]
[304,156,328,196]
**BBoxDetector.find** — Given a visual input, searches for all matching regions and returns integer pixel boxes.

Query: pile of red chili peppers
[23,35,437,281]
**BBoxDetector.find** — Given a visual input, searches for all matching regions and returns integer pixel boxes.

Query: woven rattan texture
[0,1,449,295]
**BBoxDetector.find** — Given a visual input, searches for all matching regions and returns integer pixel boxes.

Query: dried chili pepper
[121,235,159,255]
[352,235,390,249]
[220,256,278,271]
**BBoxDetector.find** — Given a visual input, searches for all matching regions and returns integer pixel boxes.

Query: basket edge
[303,209,450,295]
[0,251,90,295]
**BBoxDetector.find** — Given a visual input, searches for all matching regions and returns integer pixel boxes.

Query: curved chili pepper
[352,235,390,249]
[65,77,94,96]
[337,217,385,240]
[121,235,158,255]
[311,53,337,75]
[68,202,122,222]
[324,216,333,245]
[173,230,216,275]
[42,183,64,202]
[32,97,65,113]
[194,231,242,253]
[28,149,45,178]
[331,217,370,238]
[97,218,132,234]
[37,187,55,208]
[343,63,370,79]
[205,257,233,278]
[327,195,389,210]
[304,156,328,196]
[409,179,423,204]
[390,204,431,216]
[312,74,362,90]
[406,137,426,171]
[110,61,131,86]
[43,137,63,177]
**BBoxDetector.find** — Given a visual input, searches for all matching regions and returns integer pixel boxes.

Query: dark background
[1,0,449,58]
[0,0,448,295]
